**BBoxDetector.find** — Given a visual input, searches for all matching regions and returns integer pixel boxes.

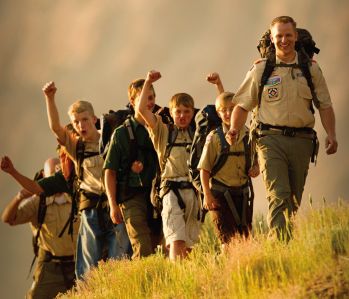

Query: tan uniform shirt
[63,130,104,195]
[234,53,332,128]
[13,193,79,256]
[148,115,192,179]
[198,125,248,187]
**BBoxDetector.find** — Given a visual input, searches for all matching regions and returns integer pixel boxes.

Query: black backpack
[256,28,321,112]
[188,105,223,193]
[99,104,173,158]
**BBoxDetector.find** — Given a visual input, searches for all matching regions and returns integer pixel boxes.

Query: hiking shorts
[161,179,201,247]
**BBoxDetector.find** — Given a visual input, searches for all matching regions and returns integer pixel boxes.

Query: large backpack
[256,28,321,112]
[99,104,173,158]
[188,105,224,193]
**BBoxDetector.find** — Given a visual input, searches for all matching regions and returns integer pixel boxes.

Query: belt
[257,123,315,138]
[39,249,74,263]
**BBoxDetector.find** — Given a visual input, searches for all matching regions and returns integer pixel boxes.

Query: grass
[59,199,349,299]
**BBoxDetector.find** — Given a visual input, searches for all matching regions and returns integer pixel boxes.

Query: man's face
[171,104,194,129]
[133,89,156,111]
[217,102,234,126]
[70,111,97,141]
[270,22,297,58]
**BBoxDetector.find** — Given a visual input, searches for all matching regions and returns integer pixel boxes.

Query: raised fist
[42,81,57,99]
[1,156,15,174]
[146,70,161,84]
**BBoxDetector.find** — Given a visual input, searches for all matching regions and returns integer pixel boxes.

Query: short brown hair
[270,16,297,30]
[169,93,194,110]
[128,78,156,101]
[68,100,95,118]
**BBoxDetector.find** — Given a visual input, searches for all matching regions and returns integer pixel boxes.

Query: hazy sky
[1,1,348,298]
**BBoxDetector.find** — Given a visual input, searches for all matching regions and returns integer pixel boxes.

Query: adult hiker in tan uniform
[226,16,338,241]
[1,157,78,299]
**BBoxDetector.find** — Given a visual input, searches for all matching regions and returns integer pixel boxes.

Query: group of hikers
[1,15,338,299]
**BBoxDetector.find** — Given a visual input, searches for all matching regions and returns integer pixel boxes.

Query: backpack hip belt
[38,248,74,263]
[161,180,195,210]
[256,123,315,138]
[210,179,251,227]
[256,123,319,163]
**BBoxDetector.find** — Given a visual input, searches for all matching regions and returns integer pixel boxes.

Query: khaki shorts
[161,183,201,247]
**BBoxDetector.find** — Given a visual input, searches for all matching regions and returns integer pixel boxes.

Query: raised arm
[42,81,66,143]
[1,189,32,225]
[135,70,161,129]
[1,156,43,194]
[319,106,338,155]
[206,72,224,94]
[104,169,123,224]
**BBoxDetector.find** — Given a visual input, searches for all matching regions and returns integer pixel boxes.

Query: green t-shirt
[103,117,157,188]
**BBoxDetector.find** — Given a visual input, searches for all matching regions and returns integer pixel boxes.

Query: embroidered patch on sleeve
[268,87,279,98]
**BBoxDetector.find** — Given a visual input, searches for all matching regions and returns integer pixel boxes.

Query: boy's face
[216,101,234,126]
[170,104,194,129]
[70,111,97,141]
[132,89,156,111]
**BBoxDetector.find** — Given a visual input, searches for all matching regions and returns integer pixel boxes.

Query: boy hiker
[226,16,337,241]
[136,70,201,261]
[1,157,78,299]
[197,88,259,249]
[42,81,131,279]
[104,79,163,259]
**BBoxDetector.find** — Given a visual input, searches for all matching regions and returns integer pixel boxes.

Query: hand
[206,72,221,85]
[109,204,123,224]
[225,129,239,145]
[146,70,161,84]
[1,156,15,174]
[131,160,143,174]
[248,164,260,178]
[42,81,57,99]
[325,135,338,155]
[203,192,220,210]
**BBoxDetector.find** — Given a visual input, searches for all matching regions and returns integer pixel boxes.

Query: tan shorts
[161,182,201,247]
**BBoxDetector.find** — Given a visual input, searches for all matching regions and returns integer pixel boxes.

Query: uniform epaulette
[311,59,317,64]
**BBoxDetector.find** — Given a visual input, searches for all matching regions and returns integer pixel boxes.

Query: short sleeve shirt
[234,53,332,128]
[13,194,79,256]
[148,115,192,179]
[197,126,248,187]
[38,171,71,196]
[62,130,104,195]
[103,117,157,188]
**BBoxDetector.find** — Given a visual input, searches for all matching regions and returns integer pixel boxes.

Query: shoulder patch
[254,58,264,65]
[311,59,317,64]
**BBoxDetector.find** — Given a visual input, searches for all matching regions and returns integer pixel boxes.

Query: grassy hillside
[60,200,349,299]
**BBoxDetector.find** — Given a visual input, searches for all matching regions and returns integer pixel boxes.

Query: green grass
[59,199,349,299]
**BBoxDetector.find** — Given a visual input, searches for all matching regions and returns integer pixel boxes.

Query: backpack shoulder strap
[297,50,319,112]
[124,117,138,164]
[258,55,276,108]
[76,137,85,181]
[161,124,178,171]
[211,126,230,177]
[28,192,47,277]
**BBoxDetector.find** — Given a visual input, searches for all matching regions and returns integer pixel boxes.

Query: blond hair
[128,78,156,102]
[169,93,194,110]
[215,91,235,111]
[68,100,95,118]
